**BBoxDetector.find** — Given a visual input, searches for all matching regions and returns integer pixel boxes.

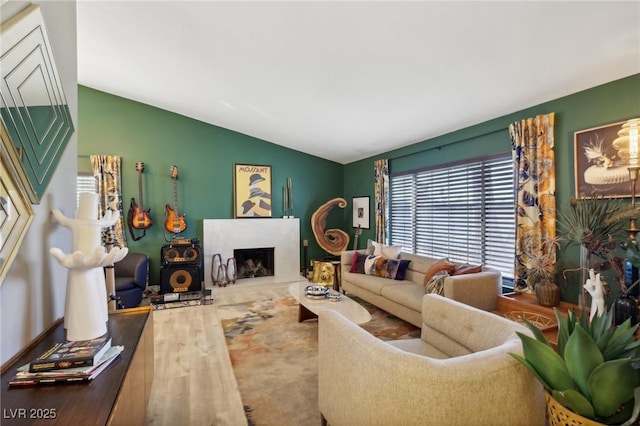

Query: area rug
[217,296,420,426]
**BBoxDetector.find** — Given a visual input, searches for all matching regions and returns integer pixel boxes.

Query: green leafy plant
[509,309,640,425]
[557,194,640,291]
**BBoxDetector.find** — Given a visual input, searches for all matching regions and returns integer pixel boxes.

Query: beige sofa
[340,250,501,327]
[318,294,545,426]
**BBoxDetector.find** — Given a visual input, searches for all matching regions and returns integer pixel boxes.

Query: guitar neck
[353,227,361,250]
[173,179,179,216]
[138,170,144,208]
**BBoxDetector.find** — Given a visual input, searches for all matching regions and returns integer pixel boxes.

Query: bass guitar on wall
[127,161,152,241]
[165,165,187,235]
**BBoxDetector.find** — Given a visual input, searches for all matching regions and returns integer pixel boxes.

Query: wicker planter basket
[545,392,604,426]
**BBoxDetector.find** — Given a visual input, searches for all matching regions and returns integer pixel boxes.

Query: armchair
[113,252,149,309]
[318,294,545,426]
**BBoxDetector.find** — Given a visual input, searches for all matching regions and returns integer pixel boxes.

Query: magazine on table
[28,334,112,372]
[9,346,124,387]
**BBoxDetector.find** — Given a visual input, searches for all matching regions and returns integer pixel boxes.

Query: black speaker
[160,264,202,293]
[161,241,202,265]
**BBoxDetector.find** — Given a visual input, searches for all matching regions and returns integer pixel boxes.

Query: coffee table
[288,281,371,324]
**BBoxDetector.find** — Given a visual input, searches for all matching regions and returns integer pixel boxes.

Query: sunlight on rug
[217,296,419,426]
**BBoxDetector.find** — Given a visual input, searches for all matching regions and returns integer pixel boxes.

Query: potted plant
[509,308,640,425]
[522,235,562,307]
[557,194,639,299]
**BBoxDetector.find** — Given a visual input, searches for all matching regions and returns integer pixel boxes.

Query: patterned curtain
[374,159,389,243]
[90,155,127,248]
[509,113,556,293]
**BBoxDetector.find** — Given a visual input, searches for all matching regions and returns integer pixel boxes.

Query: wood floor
[145,281,293,426]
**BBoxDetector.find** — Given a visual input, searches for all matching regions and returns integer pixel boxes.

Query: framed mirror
[1,4,75,204]
[0,121,34,286]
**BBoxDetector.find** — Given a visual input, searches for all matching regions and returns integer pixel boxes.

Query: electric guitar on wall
[128,161,153,230]
[165,165,187,234]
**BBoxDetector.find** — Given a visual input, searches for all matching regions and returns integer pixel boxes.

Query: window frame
[388,152,515,287]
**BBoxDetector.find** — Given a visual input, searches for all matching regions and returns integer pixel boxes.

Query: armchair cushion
[113,252,149,308]
[114,252,149,291]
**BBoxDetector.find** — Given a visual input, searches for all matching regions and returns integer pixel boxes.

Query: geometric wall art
[1,4,75,203]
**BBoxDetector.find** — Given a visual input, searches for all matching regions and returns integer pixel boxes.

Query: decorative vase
[614,291,639,326]
[226,257,237,284]
[579,244,592,318]
[545,391,604,426]
[211,254,222,286]
[535,281,561,307]
[216,264,228,287]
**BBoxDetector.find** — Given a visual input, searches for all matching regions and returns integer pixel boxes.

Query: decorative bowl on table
[305,285,329,299]
[326,291,342,302]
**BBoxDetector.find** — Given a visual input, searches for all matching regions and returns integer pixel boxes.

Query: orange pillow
[452,264,483,276]
[423,258,456,286]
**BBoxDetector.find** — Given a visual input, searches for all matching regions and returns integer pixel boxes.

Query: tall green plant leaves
[512,332,576,392]
[589,359,640,418]
[565,324,603,399]
[552,389,595,419]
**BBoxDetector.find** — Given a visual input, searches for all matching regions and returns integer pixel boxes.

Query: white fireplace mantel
[203,218,300,287]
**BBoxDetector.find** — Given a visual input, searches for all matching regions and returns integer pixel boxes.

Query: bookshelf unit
[1,306,153,425]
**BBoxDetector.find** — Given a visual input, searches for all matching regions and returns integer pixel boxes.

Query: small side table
[330,260,341,292]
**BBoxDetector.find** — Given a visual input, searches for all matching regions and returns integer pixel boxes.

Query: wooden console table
[1,307,154,425]
[494,292,579,347]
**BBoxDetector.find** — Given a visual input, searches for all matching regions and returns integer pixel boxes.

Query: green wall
[78,86,344,284]
[80,75,640,303]
[343,74,640,303]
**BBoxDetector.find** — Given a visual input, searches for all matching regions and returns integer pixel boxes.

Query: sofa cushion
[380,283,424,312]
[364,255,411,280]
[387,338,450,359]
[343,272,395,295]
[423,258,456,285]
[424,270,450,295]
[372,241,402,258]
[398,252,434,275]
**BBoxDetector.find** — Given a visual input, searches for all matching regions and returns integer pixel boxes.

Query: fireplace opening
[234,247,275,279]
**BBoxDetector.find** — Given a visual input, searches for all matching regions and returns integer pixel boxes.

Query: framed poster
[233,164,272,218]
[574,120,629,198]
[352,196,370,229]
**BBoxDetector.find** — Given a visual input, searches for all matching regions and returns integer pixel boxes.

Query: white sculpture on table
[50,192,128,341]
[584,268,605,322]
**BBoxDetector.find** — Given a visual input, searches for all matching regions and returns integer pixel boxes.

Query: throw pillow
[363,255,411,280]
[366,239,375,255]
[372,241,402,258]
[423,258,456,286]
[452,264,483,276]
[425,270,449,295]
[363,255,379,275]
[350,251,367,274]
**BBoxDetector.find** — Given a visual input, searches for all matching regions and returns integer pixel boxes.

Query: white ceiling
[77,1,640,164]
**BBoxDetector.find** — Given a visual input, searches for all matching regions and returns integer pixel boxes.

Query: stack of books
[8,334,124,387]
